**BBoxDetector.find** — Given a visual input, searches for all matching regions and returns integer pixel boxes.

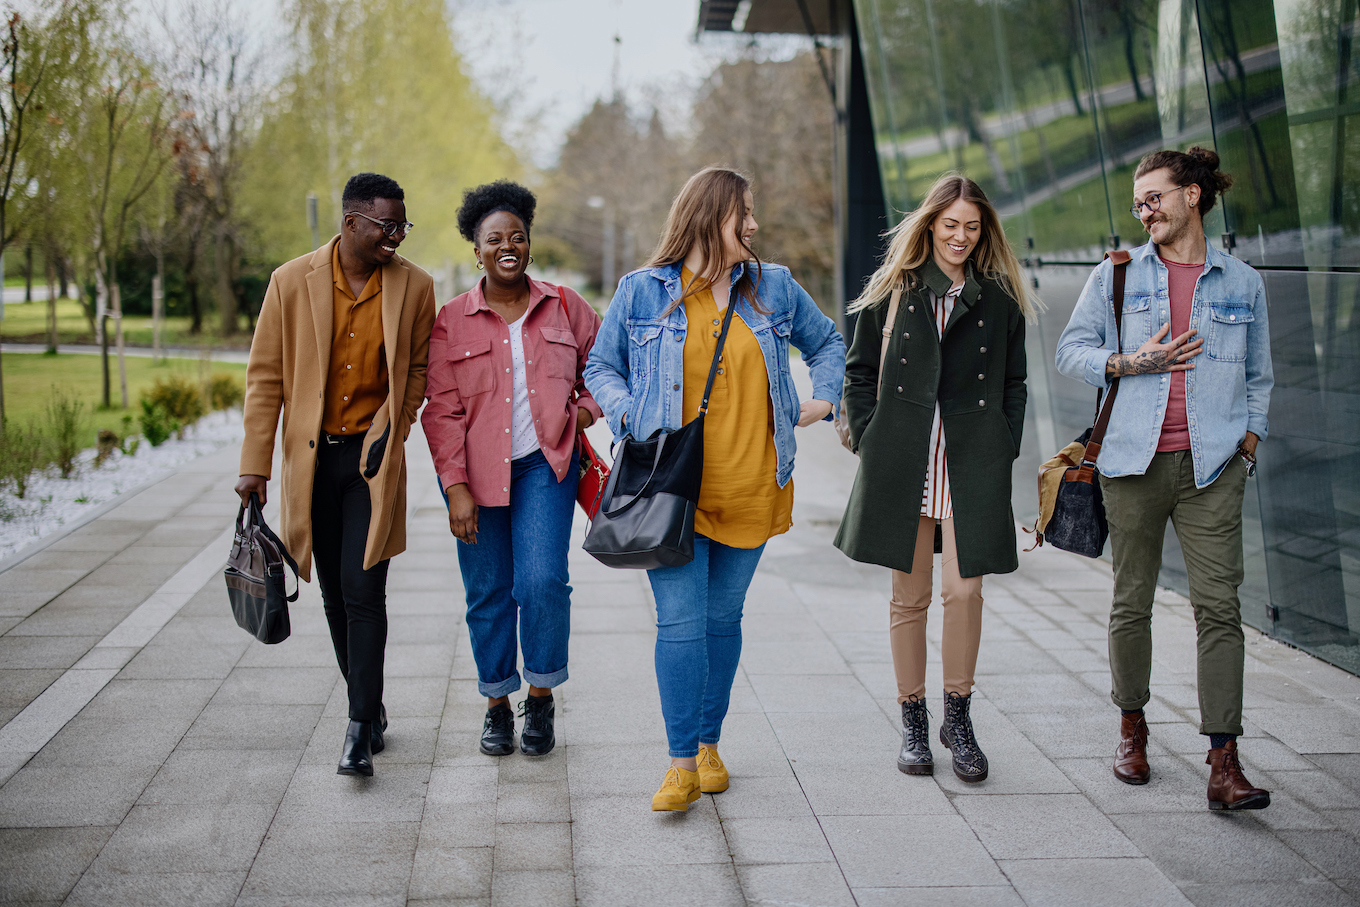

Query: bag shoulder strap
[875,277,905,398]
[698,284,739,415]
[1084,251,1131,466]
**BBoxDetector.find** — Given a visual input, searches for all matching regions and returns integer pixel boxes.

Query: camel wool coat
[239,237,437,580]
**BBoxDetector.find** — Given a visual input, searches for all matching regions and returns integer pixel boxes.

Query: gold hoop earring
[475,260,484,270]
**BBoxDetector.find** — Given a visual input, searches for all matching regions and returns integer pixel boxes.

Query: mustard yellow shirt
[322,243,387,436]
[680,268,793,548]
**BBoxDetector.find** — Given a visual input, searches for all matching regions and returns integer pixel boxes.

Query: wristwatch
[1238,447,1257,477]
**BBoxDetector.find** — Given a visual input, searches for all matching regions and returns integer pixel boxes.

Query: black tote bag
[583,287,738,570]
[224,492,298,644]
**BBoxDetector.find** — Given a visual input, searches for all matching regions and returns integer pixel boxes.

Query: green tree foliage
[241,0,515,270]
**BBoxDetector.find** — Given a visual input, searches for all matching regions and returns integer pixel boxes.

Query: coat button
[980,346,987,353]
[977,320,984,327]
[712,330,720,337]
[675,335,683,341]
[897,386,903,393]
[899,358,906,365]
[309,440,315,448]
[673,383,680,390]
[712,319,720,325]
[908,305,915,313]
[978,399,986,406]
[903,332,910,339]
[978,373,985,380]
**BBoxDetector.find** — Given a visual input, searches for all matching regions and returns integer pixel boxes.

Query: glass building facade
[850,0,1360,672]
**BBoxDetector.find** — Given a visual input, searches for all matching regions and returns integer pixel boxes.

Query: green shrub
[142,374,204,439]
[139,399,178,447]
[209,372,244,410]
[0,421,50,498]
[43,385,85,478]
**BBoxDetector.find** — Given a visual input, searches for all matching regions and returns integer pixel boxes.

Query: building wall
[852,0,1360,673]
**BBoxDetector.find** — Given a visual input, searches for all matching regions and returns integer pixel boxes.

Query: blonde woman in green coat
[835,173,1038,783]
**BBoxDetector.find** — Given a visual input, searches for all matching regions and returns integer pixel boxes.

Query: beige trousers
[890,515,984,702]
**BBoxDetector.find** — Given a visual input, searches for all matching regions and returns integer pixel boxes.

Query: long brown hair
[849,172,1040,322]
[646,167,765,314]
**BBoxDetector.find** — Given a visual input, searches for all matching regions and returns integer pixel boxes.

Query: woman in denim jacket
[584,167,844,811]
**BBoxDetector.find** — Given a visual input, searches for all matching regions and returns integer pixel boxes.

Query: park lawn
[3,352,246,447]
[2,298,252,349]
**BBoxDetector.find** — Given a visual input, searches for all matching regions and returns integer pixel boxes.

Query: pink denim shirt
[422,277,603,506]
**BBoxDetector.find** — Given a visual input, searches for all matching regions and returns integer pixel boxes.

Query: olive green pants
[1100,451,1248,736]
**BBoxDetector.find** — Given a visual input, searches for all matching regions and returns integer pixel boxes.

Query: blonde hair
[646,166,765,314]
[849,172,1040,322]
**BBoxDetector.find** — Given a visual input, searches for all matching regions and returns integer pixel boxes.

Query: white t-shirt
[508,312,540,460]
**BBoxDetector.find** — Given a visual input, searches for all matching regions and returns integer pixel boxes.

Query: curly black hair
[342,172,404,210]
[457,180,536,244]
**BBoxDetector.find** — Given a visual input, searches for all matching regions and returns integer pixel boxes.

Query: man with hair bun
[237,172,436,778]
[1057,147,1274,811]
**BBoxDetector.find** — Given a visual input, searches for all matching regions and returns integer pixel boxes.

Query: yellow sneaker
[651,766,701,811]
[696,745,729,793]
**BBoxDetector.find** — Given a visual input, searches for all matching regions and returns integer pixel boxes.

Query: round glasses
[1130,185,1188,220]
[347,209,414,238]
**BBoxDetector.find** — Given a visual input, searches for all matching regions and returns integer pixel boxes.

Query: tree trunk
[113,281,128,409]
[22,243,32,302]
[1064,60,1084,116]
[0,249,6,430]
[45,254,57,353]
[216,228,237,337]
[57,254,69,299]
[96,245,110,409]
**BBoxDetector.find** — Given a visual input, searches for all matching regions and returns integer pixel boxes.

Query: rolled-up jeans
[647,536,766,758]
[454,448,578,699]
[1101,450,1248,736]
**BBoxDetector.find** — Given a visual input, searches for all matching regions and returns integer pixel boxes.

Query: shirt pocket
[540,326,579,379]
[1206,304,1253,362]
[448,337,494,397]
[1118,294,1154,353]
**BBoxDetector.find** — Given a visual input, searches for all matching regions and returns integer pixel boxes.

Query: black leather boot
[898,695,934,775]
[480,703,515,756]
[939,691,988,782]
[337,720,374,776]
[371,703,388,755]
[519,694,556,756]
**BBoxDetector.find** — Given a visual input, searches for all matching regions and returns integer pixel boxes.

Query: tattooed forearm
[1106,351,1176,378]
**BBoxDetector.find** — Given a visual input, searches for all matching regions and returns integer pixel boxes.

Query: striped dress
[920,283,964,519]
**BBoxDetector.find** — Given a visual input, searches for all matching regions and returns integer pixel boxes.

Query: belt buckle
[325,433,344,445]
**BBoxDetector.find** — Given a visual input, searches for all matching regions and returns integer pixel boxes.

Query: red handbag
[558,292,610,519]
[576,432,609,519]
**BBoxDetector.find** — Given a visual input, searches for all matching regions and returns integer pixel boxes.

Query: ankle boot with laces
[898,696,933,775]
[939,691,988,782]
[1206,740,1270,811]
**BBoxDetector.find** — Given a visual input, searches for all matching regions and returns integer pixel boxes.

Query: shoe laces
[485,706,513,732]
[903,698,932,737]
[697,746,723,770]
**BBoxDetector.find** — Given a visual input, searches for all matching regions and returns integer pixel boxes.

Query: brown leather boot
[1206,740,1270,811]
[1113,711,1150,785]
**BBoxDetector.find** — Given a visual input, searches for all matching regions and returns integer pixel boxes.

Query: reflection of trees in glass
[1198,0,1284,212]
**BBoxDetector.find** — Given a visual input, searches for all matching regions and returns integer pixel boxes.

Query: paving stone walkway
[2,365,1359,906]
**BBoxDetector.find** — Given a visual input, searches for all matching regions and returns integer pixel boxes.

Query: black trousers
[312,436,389,722]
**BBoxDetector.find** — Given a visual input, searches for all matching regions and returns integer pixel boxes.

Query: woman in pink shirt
[422,181,602,758]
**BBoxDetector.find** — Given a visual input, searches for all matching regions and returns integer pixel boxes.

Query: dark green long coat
[834,257,1028,578]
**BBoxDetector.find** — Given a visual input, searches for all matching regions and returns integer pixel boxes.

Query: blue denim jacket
[1055,239,1273,488]
[583,261,845,487]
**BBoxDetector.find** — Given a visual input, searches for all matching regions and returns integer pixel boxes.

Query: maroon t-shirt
[1157,255,1200,452]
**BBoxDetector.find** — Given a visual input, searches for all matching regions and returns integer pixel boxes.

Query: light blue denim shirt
[1055,238,1273,488]
[583,260,845,488]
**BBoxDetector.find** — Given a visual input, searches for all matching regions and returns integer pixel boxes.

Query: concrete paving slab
[407,838,492,901]
[819,813,1006,887]
[998,857,1192,907]
[0,825,113,902]
[490,869,575,907]
[735,862,856,907]
[238,820,420,899]
[574,862,744,907]
[1111,813,1326,885]
[723,815,834,864]
[91,802,276,872]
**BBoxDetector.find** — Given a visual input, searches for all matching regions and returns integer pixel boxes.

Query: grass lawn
[2,352,246,447]
[2,298,252,350]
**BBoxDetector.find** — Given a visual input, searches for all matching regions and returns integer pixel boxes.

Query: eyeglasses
[1130,185,1188,219]
[347,210,414,238]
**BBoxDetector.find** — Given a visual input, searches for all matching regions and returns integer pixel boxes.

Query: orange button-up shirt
[322,243,387,436]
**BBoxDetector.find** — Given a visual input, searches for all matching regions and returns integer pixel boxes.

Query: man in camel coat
[236,172,436,777]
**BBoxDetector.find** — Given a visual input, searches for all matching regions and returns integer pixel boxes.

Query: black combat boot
[897,695,934,775]
[939,691,988,782]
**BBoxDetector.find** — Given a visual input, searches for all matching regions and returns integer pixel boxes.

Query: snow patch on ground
[0,408,243,560]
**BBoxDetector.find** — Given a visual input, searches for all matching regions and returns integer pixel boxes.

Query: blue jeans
[647,537,766,758]
[454,449,578,698]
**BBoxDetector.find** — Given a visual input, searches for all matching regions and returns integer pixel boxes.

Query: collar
[1133,235,1224,272]
[461,275,560,316]
[333,242,382,304]
[919,256,980,304]
[649,259,750,286]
